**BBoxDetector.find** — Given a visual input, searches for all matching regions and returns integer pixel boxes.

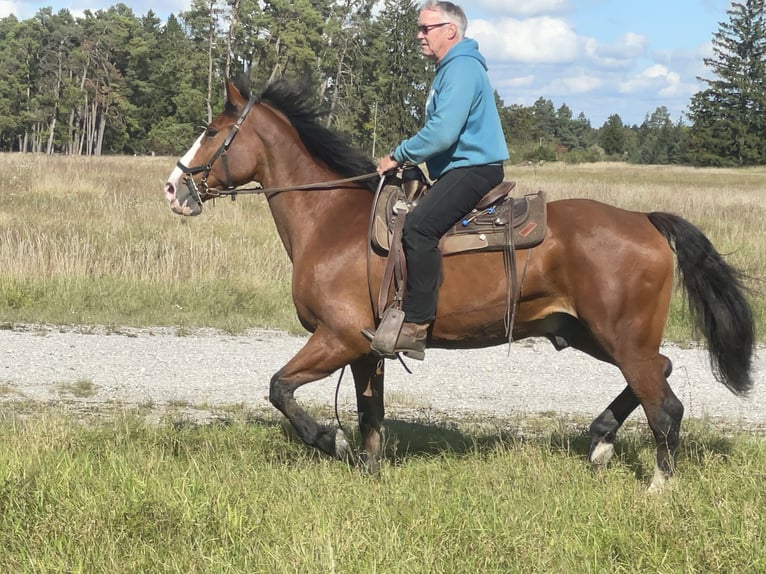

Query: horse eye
[205,127,218,138]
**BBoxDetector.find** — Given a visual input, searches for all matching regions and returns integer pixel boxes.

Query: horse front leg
[269,329,360,461]
[350,354,385,474]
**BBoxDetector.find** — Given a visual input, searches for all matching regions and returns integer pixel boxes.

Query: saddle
[367,170,548,353]
[371,176,547,256]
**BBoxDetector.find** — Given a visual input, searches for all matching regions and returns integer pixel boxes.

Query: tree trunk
[326,37,349,128]
[206,0,216,123]
[225,0,240,79]
[46,117,57,154]
[95,108,107,156]
[268,36,282,83]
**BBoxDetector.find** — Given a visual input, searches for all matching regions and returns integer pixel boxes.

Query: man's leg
[402,164,503,323]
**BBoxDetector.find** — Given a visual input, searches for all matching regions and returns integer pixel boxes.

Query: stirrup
[368,308,405,357]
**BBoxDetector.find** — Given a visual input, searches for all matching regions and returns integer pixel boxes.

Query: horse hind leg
[621,355,683,492]
[350,354,385,474]
[646,388,684,493]
[588,356,673,468]
[588,386,640,467]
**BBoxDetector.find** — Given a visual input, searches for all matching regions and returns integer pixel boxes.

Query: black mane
[256,80,378,192]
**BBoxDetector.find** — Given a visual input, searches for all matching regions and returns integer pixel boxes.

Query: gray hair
[420,1,467,38]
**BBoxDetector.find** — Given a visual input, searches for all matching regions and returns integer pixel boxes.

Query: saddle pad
[441,191,547,254]
[372,185,547,256]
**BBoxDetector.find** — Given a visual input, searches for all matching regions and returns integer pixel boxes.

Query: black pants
[401,164,504,323]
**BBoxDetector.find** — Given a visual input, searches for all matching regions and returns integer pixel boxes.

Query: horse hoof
[334,429,351,461]
[358,451,381,475]
[647,465,671,493]
[589,441,615,467]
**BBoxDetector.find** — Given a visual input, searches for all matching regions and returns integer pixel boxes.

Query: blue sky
[4,0,733,127]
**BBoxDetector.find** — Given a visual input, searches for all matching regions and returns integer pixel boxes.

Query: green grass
[0,275,297,333]
[0,407,764,572]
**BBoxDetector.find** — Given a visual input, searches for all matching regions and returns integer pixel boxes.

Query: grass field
[0,408,765,572]
[0,154,765,572]
[0,154,764,338]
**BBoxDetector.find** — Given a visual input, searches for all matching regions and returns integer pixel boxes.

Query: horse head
[164,79,262,216]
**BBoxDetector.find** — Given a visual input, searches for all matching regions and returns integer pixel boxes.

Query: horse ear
[224,78,246,107]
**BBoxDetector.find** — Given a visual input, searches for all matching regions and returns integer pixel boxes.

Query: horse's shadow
[174,410,741,482]
[382,417,741,483]
[381,417,594,462]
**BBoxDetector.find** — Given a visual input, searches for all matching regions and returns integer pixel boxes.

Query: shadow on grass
[365,416,742,481]
[0,403,743,483]
[139,407,747,480]
[380,417,594,463]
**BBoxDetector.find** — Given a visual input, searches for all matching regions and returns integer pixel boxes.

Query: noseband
[175,95,259,206]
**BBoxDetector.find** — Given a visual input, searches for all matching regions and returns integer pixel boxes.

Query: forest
[1,0,765,166]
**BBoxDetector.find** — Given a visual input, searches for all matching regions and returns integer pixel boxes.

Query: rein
[209,172,380,199]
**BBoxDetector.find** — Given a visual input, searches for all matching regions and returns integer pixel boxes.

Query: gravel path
[0,324,764,428]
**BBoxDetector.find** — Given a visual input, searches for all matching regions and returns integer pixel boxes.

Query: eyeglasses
[417,22,450,35]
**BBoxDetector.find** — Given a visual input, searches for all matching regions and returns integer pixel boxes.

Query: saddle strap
[504,221,518,342]
[378,207,408,319]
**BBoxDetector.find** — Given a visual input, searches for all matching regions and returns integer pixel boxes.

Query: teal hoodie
[392,38,509,179]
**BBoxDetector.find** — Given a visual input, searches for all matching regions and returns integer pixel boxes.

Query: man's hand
[377,154,399,176]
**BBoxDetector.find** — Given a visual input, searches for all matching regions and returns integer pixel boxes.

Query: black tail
[648,212,755,395]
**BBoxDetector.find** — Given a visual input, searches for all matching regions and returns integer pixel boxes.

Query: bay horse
[164,79,755,490]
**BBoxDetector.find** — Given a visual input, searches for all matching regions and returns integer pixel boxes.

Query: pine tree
[358,0,429,157]
[598,114,626,157]
[686,0,766,166]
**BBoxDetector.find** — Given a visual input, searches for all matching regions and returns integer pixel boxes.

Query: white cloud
[618,64,695,98]
[470,0,724,126]
[470,17,579,63]
[471,0,569,17]
[545,73,603,95]
[599,32,647,59]
[619,64,667,93]
[659,70,697,97]
[0,1,19,17]
[580,33,648,70]
[468,2,714,126]
[504,75,536,88]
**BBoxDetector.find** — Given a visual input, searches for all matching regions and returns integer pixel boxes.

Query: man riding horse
[364,1,509,360]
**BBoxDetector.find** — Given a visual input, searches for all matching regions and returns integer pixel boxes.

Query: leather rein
[212,172,380,200]
[175,94,379,204]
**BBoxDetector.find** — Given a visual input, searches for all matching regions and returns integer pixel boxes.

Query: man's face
[417,9,455,62]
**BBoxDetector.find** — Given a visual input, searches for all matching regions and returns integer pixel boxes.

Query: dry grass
[0,155,764,571]
[511,162,766,276]
[0,154,286,283]
[0,153,296,331]
[0,154,763,337]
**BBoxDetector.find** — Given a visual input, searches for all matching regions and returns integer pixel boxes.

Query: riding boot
[394,322,429,360]
[362,321,429,360]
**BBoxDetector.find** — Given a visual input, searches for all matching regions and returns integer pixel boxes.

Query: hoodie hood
[439,38,487,71]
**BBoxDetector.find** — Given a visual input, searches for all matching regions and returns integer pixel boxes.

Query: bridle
[175,95,378,206]
[175,95,259,206]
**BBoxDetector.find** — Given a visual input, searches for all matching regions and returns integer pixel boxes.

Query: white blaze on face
[164,132,204,204]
